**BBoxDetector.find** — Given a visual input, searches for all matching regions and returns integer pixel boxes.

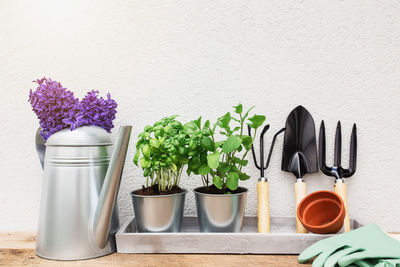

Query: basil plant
[134,115,190,192]
[183,104,266,193]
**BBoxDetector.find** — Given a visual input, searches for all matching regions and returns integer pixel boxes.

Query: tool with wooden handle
[319,121,357,232]
[249,125,285,233]
[294,179,307,233]
[281,106,319,233]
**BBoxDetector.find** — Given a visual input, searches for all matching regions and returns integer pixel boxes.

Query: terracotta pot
[297,190,346,234]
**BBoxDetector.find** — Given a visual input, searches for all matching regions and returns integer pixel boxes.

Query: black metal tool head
[248,124,285,178]
[281,106,318,179]
[319,120,357,179]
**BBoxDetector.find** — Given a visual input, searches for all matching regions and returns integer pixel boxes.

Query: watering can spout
[92,125,132,249]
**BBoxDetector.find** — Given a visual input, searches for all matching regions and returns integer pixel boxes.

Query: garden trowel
[281,106,318,233]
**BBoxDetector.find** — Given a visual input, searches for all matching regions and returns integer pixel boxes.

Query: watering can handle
[35,128,46,170]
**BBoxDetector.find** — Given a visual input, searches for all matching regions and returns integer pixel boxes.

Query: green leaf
[189,139,197,150]
[133,149,140,165]
[232,126,241,132]
[215,141,224,148]
[198,164,211,175]
[226,172,239,191]
[213,176,223,190]
[241,135,253,150]
[239,172,250,180]
[138,132,150,139]
[233,157,248,166]
[202,128,212,136]
[143,168,151,177]
[203,120,210,130]
[135,139,144,149]
[194,117,202,128]
[140,157,151,169]
[248,114,266,129]
[218,112,231,129]
[243,106,255,120]
[207,151,220,169]
[200,136,214,151]
[141,144,150,159]
[222,135,242,154]
[218,162,231,174]
[149,138,160,148]
[178,147,187,156]
[234,104,242,114]
[183,121,198,134]
[144,125,153,132]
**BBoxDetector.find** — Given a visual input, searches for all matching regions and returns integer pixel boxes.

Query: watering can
[35,125,132,260]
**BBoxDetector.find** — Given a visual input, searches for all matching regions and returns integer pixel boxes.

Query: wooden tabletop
[0,232,307,266]
[2,232,398,266]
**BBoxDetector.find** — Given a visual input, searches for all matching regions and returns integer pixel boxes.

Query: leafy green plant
[184,104,266,193]
[134,115,190,192]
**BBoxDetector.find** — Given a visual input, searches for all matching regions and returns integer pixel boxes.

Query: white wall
[1,0,399,232]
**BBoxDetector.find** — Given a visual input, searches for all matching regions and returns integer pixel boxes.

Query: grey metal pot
[194,187,248,232]
[131,189,187,232]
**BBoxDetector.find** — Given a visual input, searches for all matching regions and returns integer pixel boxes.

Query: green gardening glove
[354,259,400,267]
[298,224,400,267]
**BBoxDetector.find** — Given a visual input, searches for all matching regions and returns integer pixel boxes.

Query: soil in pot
[195,185,247,194]
[133,184,183,196]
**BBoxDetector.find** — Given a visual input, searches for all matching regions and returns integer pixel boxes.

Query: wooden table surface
[0,232,308,266]
[1,232,399,266]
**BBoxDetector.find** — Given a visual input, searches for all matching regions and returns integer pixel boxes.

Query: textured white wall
[1,0,399,232]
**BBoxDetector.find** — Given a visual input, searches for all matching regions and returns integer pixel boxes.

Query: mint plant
[134,116,190,192]
[184,104,266,193]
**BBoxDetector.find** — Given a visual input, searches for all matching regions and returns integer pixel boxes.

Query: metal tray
[116,216,362,254]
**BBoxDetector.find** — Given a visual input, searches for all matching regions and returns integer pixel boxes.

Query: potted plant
[132,115,189,232]
[184,104,266,232]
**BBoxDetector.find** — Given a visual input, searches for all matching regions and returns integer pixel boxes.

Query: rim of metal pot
[131,188,187,198]
[193,186,248,197]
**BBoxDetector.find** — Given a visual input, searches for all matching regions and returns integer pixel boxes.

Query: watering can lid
[46,126,113,146]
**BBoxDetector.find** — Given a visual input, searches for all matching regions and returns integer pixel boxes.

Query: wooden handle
[334,182,350,232]
[257,181,270,233]
[295,181,308,233]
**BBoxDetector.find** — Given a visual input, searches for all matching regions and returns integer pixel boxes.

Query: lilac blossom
[80,90,117,133]
[29,77,117,139]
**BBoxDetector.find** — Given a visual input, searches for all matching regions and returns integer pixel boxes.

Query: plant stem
[239,128,258,171]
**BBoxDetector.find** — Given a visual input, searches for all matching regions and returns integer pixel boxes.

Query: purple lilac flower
[80,90,118,133]
[29,77,118,139]
[29,78,80,139]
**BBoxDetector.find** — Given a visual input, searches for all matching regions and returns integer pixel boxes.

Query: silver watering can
[35,125,132,260]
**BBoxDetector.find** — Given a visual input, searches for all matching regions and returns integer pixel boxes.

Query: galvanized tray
[116,216,362,254]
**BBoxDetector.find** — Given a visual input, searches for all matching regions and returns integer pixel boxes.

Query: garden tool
[319,121,357,232]
[281,105,318,233]
[248,125,285,233]
[298,223,400,267]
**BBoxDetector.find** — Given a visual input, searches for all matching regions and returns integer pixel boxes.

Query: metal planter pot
[194,187,248,232]
[130,189,187,233]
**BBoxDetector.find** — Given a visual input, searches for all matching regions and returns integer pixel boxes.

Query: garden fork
[319,121,357,232]
[248,125,285,233]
